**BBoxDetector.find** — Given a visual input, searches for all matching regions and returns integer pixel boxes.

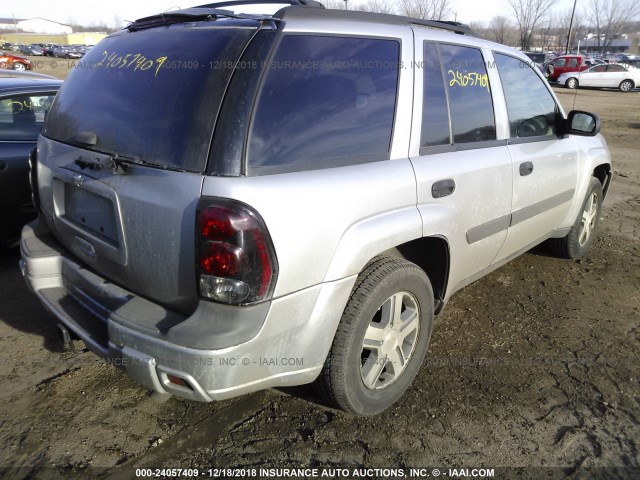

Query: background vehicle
[0,51,32,71]
[545,55,591,81]
[559,64,639,92]
[43,44,59,56]
[18,45,44,56]
[0,73,60,247]
[20,1,612,416]
[625,59,640,70]
[52,46,83,59]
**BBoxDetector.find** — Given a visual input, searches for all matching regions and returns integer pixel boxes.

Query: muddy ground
[0,64,638,479]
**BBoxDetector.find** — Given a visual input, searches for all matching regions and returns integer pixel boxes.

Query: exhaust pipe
[57,324,86,353]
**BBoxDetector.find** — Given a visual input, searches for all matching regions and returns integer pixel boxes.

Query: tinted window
[591,65,607,73]
[248,35,399,173]
[0,93,56,141]
[44,23,255,172]
[421,42,450,148]
[554,58,566,68]
[438,44,496,143]
[495,53,558,138]
[607,64,626,72]
[568,58,578,68]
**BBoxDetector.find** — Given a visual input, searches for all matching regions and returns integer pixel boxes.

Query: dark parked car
[18,45,44,56]
[0,73,61,247]
[43,44,59,56]
[52,46,83,59]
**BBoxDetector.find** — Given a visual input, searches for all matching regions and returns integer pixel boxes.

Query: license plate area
[51,171,128,266]
[64,186,118,245]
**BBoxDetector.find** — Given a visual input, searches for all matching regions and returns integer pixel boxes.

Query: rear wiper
[110,154,187,173]
[74,154,186,174]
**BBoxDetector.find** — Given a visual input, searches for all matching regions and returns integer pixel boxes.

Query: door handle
[431,179,456,198]
[519,162,534,176]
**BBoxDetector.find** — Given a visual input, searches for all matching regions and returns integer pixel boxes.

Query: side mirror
[564,110,601,137]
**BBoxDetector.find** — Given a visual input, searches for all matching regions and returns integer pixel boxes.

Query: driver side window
[494,53,558,139]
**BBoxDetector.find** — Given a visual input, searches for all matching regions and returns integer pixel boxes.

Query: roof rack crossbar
[195,0,325,9]
[410,19,473,35]
[127,7,279,31]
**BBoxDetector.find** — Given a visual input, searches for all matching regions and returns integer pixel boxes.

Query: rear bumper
[20,219,355,401]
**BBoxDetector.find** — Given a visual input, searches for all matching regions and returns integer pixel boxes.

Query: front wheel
[547,177,603,259]
[12,62,26,71]
[619,80,634,92]
[315,256,434,415]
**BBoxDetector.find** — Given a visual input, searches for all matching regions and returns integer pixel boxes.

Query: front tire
[315,256,434,415]
[619,80,633,92]
[566,77,578,89]
[12,62,26,71]
[548,177,603,259]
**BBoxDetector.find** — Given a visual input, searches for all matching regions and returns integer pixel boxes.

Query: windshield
[43,21,256,172]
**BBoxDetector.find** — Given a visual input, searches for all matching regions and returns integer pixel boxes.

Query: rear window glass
[43,23,255,172]
[247,35,400,174]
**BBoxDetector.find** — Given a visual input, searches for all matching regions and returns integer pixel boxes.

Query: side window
[495,53,558,139]
[247,35,400,173]
[0,93,55,141]
[568,58,578,68]
[607,64,626,72]
[593,65,607,73]
[421,42,450,148]
[437,44,496,143]
[554,58,567,68]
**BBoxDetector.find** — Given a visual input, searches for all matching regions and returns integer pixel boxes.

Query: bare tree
[508,0,554,51]
[356,0,396,14]
[586,0,640,50]
[466,21,487,38]
[537,15,555,50]
[397,0,453,21]
[321,0,347,10]
[488,15,511,44]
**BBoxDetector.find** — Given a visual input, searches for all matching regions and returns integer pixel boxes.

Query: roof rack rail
[127,5,280,31]
[195,0,325,9]
[409,19,473,35]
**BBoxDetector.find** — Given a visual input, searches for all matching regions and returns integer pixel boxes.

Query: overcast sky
[3,0,579,28]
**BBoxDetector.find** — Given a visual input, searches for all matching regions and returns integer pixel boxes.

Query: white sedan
[558,64,639,92]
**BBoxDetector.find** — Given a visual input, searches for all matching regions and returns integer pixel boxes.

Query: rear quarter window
[247,35,400,175]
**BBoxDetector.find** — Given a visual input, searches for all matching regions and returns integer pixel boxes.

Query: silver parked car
[559,63,640,92]
[20,0,612,415]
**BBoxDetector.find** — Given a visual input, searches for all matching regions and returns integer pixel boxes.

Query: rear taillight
[196,198,277,305]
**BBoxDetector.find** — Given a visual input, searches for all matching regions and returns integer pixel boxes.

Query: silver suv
[20,1,612,415]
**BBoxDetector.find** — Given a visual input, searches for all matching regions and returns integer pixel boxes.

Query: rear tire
[547,177,603,259]
[566,77,578,89]
[619,80,633,92]
[315,256,434,415]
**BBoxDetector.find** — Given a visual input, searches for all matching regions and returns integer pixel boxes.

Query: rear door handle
[431,179,456,198]
[519,161,534,176]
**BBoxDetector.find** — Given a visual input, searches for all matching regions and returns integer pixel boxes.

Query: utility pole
[564,0,577,55]
[343,0,348,10]
[12,13,22,46]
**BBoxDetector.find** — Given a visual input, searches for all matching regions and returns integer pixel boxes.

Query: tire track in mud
[103,393,271,480]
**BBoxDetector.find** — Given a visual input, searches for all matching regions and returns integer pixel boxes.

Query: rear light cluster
[196,198,278,305]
